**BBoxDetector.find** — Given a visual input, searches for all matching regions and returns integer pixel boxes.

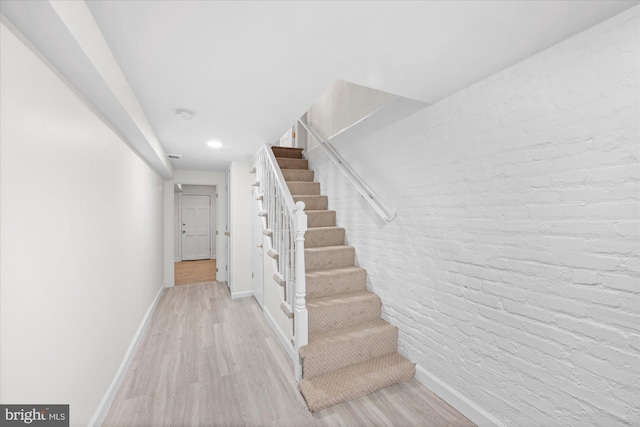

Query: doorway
[173,185,218,285]
[181,194,211,260]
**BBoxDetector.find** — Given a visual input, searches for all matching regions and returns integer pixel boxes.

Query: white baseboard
[174,257,181,262]
[231,290,254,299]
[88,285,165,427]
[414,364,506,427]
[263,306,295,362]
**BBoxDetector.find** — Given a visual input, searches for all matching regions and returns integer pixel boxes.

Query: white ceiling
[1,0,638,173]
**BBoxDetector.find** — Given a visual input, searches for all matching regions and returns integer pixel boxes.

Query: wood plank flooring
[103,282,476,427]
[175,259,216,285]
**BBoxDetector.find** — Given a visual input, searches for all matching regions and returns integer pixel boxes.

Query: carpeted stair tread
[307,291,381,333]
[300,320,398,379]
[277,157,308,170]
[305,227,345,248]
[293,195,328,210]
[282,169,314,182]
[306,210,336,227]
[287,181,321,195]
[272,146,303,159]
[306,266,367,299]
[305,245,355,270]
[299,352,416,412]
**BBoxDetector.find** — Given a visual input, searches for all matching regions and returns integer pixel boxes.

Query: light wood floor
[175,259,216,285]
[103,282,476,427]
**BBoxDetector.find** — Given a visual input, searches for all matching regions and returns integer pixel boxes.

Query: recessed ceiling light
[207,140,223,149]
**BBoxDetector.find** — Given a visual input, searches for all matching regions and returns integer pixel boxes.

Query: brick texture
[306,7,639,427]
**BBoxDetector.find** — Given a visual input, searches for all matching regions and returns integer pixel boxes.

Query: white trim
[231,290,254,299]
[414,364,507,427]
[226,169,232,289]
[177,192,182,261]
[88,285,165,427]
[174,257,181,262]
[263,306,296,362]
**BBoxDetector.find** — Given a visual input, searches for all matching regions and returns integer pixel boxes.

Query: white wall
[163,180,175,286]
[173,185,217,261]
[279,128,293,147]
[307,7,639,427]
[0,22,164,427]
[164,170,227,285]
[229,162,254,298]
[173,189,181,260]
[306,79,397,146]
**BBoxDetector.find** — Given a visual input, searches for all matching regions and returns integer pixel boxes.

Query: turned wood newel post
[294,200,307,381]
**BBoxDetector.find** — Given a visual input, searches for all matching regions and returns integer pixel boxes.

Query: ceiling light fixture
[207,140,223,149]
[174,109,194,121]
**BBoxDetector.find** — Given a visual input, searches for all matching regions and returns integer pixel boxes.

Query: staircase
[272,146,415,412]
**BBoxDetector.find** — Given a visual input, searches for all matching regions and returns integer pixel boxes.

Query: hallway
[103,282,475,426]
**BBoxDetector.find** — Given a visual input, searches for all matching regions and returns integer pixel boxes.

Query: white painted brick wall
[307,7,639,427]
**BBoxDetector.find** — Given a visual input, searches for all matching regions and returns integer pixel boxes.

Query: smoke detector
[174,109,194,121]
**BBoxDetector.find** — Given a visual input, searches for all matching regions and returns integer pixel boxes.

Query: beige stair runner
[272,146,415,412]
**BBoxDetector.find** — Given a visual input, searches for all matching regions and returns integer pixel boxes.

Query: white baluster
[255,146,307,382]
[293,200,307,381]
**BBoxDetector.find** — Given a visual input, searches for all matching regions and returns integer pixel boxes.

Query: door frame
[226,170,232,289]
[179,193,212,261]
[165,177,226,288]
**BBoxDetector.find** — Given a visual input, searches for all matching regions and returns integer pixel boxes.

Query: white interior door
[181,194,211,260]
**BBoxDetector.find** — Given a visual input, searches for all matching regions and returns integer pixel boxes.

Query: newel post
[293,201,307,382]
